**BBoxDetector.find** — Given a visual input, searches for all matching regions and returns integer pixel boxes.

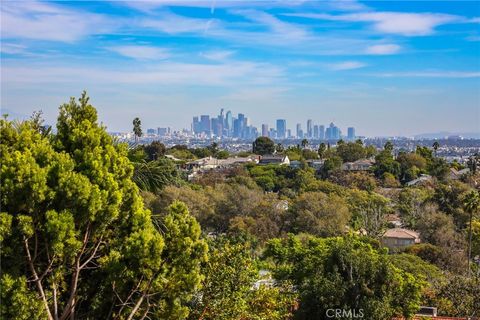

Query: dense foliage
[2,93,479,319]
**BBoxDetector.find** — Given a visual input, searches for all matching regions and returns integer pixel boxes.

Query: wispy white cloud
[0,43,28,55]
[373,71,480,78]
[200,50,235,61]
[107,45,170,60]
[118,0,313,12]
[284,12,462,36]
[221,86,290,102]
[1,1,115,42]
[2,60,284,86]
[465,35,480,42]
[141,12,217,34]
[365,44,401,55]
[329,61,366,70]
[231,9,308,41]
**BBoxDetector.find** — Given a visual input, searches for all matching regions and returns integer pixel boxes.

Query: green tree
[396,152,427,183]
[276,143,284,153]
[0,93,206,320]
[464,190,480,271]
[132,158,184,192]
[301,138,308,149]
[264,235,423,320]
[290,192,350,237]
[432,141,440,157]
[348,190,391,238]
[434,181,471,229]
[317,143,327,159]
[428,157,450,180]
[207,142,219,156]
[216,150,230,159]
[143,140,166,161]
[467,154,479,174]
[30,110,52,137]
[336,142,367,163]
[132,117,142,143]
[373,149,400,179]
[327,171,377,192]
[320,156,342,179]
[471,219,480,259]
[252,137,275,155]
[384,141,394,152]
[415,205,467,272]
[397,187,432,228]
[189,239,296,320]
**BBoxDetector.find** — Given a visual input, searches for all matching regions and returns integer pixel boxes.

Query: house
[382,228,420,249]
[342,159,374,171]
[386,214,402,228]
[186,155,258,172]
[306,159,325,170]
[185,156,222,171]
[217,155,259,168]
[289,160,302,169]
[448,168,470,180]
[259,155,290,166]
[165,154,181,161]
[406,174,433,187]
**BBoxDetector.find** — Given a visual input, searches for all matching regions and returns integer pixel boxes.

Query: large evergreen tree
[0,92,207,319]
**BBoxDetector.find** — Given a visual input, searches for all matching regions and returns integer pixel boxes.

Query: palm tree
[464,190,479,273]
[318,143,326,159]
[432,141,440,157]
[276,143,284,153]
[301,138,309,149]
[132,117,142,143]
[384,141,394,152]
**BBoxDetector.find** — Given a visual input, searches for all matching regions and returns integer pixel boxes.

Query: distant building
[307,119,313,138]
[448,168,470,180]
[276,119,287,139]
[296,123,302,139]
[342,159,374,171]
[262,124,269,137]
[259,155,290,166]
[326,122,341,140]
[233,118,241,138]
[157,127,170,136]
[313,125,319,139]
[192,116,201,134]
[306,159,325,170]
[406,174,433,186]
[382,228,420,249]
[268,128,276,139]
[225,111,233,136]
[236,113,246,138]
[319,125,325,140]
[146,128,155,135]
[347,127,355,140]
[186,156,259,174]
[200,115,211,135]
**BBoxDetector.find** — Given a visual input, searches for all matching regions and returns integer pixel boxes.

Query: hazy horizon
[1,0,479,136]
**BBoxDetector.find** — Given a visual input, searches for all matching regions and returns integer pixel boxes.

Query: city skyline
[1,1,479,136]
[189,108,353,140]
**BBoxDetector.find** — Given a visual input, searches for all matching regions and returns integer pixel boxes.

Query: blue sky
[1,0,479,136]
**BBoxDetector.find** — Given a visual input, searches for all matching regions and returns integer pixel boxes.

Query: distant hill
[414,131,480,139]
